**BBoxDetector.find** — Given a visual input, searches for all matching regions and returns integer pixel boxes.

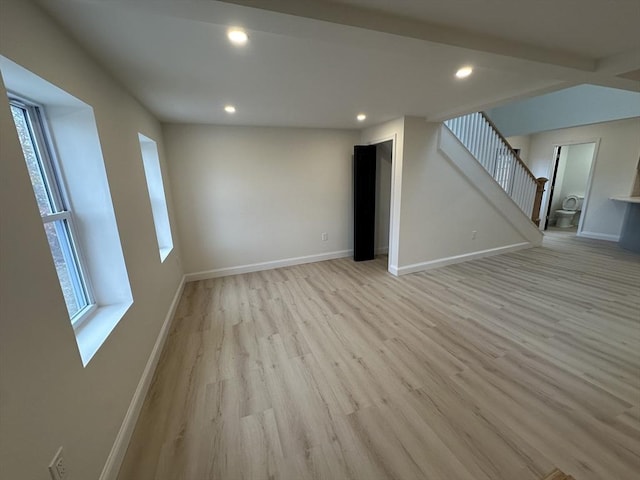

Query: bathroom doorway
[544,141,597,234]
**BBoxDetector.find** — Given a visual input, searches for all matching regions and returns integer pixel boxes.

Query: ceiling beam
[218,0,596,71]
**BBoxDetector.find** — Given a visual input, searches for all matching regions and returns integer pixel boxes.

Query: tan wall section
[396,117,527,268]
[163,123,360,274]
[0,0,183,478]
[528,117,640,238]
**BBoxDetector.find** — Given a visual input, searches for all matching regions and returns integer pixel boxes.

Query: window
[3,55,133,366]
[138,133,173,262]
[9,99,94,322]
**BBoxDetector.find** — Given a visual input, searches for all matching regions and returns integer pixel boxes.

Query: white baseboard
[99,276,186,480]
[376,246,389,255]
[578,231,620,242]
[396,242,532,275]
[388,264,399,276]
[185,249,354,281]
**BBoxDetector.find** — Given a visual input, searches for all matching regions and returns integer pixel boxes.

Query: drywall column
[361,117,405,275]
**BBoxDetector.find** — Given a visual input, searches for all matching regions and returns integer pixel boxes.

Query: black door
[353,145,376,261]
[544,146,562,230]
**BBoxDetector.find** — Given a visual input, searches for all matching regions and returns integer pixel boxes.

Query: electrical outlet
[49,447,67,480]
[471,230,477,240]
[321,232,328,241]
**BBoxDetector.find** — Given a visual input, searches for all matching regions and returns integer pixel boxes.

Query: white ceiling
[35,0,640,129]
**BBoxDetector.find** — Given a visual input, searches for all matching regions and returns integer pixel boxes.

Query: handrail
[480,111,537,181]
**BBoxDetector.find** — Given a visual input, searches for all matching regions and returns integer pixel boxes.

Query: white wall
[505,135,531,164]
[0,1,183,479]
[395,117,528,270]
[163,124,360,275]
[487,84,640,137]
[375,140,392,253]
[633,160,640,196]
[527,117,640,240]
[558,143,595,200]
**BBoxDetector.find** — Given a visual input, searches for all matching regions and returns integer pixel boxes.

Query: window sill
[73,301,133,366]
[159,246,173,263]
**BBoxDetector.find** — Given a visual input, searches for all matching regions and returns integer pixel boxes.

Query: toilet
[555,195,584,228]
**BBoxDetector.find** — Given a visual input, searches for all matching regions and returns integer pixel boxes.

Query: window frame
[9,95,97,325]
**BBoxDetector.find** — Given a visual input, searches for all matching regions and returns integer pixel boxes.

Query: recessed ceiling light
[455,66,473,79]
[224,105,236,114]
[356,113,367,122]
[227,28,248,46]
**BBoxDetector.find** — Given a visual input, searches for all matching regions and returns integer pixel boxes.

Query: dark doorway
[353,145,376,261]
[353,141,393,263]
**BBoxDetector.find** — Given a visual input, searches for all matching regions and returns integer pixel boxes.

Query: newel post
[531,177,548,226]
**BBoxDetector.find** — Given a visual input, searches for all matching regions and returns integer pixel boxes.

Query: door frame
[542,138,601,235]
[365,134,397,273]
[543,145,563,230]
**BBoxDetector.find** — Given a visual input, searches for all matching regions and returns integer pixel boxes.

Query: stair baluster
[444,112,547,225]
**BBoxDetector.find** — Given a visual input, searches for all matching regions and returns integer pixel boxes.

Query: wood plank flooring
[118,232,640,480]
[542,468,576,480]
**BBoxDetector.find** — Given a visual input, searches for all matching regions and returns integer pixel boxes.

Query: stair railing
[444,112,547,225]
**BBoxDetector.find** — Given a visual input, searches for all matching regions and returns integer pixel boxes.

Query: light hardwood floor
[118,232,640,480]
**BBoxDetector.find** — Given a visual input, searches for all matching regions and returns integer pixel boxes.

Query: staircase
[444,112,547,226]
